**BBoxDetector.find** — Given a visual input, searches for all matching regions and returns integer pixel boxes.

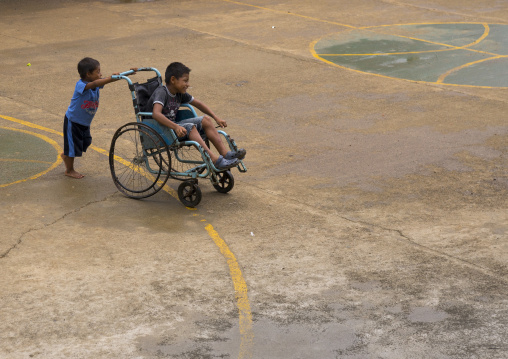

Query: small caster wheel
[178,181,202,207]
[213,170,235,193]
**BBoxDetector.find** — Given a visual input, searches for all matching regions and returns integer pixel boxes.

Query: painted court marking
[221,0,508,88]
[0,125,62,188]
[0,114,253,359]
[312,23,508,87]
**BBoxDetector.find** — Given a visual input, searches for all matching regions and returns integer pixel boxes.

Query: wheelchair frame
[108,67,247,207]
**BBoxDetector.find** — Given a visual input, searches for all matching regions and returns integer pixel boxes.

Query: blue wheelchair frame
[110,67,246,205]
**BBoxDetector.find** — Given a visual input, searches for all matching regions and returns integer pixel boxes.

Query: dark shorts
[176,116,204,141]
[156,116,205,142]
[63,116,92,157]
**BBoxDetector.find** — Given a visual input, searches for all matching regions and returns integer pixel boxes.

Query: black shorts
[63,116,92,157]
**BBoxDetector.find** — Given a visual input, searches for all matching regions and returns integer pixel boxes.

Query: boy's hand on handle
[124,68,138,77]
[215,117,227,128]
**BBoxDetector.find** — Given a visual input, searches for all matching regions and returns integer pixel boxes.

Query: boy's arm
[85,68,138,90]
[152,103,187,138]
[84,75,117,90]
[190,98,227,128]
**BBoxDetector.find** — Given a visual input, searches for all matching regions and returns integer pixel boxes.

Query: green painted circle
[313,23,508,88]
[0,127,59,186]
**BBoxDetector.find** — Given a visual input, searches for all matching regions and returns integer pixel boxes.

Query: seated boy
[148,62,246,169]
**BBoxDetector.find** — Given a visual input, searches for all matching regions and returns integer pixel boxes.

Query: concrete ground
[1,0,507,358]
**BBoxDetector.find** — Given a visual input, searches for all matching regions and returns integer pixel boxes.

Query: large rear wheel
[109,123,171,199]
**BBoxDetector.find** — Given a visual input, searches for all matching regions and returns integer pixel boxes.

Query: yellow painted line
[310,38,507,89]
[370,30,498,56]
[0,125,62,188]
[309,38,408,82]
[219,1,506,88]
[0,114,253,358]
[437,55,505,83]
[462,23,490,49]
[359,23,492,53]
[319,23,493,57]
[205,224,253,359]
[360,21,507,29]
[219,3,498,57]
[318,23,491,57]
[221,0,356,29]
[359,22,494,52]
[319,48,453,56]
[0,115,61,136]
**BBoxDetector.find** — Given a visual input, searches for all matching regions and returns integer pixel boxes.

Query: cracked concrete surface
[1,0,507,358]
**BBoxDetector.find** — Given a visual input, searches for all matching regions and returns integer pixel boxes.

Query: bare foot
[65,170,85,179]
[61,153,84,178]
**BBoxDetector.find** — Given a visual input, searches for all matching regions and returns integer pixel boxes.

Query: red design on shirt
[81,100,99,110]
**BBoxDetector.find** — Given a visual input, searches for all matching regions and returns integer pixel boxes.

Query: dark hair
[165,62,191,84]
[77,57,100,79]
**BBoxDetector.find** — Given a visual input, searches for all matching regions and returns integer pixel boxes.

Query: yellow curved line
[0,125,62,188]
[437,55,505,84]
[462,23,490,49]
[309,39,508,89]
[309,38,411,82]
[318,23,490,57]
[221,0,355,29]
[205,224,253,359]
[0,115,61,136]
[358,22,491,52]
[220,0,505,88]
[319,48,452,56]
[366,31,498,56]
[359,22,491,51]
[360,21,506,29]
[0,114,254,358]
[221,0,498,57]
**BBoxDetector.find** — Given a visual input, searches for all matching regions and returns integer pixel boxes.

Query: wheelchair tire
[213,170,235,193]
[109,122,171,199]
[178,181,202,207]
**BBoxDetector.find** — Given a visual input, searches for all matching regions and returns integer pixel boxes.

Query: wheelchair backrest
[133,76,162,113]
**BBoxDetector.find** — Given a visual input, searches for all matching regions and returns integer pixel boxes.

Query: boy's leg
[201,116,228,156]
[201,116,246,160]
[62,117,85,179]
[60,153,84,179]
[187,127,219,163]
[187,127,238,169]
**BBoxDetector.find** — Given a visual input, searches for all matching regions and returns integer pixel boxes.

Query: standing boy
[149,62,246,170]
[62,57,137,178]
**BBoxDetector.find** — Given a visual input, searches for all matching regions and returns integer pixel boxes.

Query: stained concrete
[1,0,507,358]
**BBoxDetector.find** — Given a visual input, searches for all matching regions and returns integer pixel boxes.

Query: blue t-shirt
[65,79,103,126]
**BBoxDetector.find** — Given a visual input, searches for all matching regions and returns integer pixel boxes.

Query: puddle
[137,318,358,358]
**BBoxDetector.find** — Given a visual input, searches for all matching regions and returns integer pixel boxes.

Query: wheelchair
[108,67,247,207]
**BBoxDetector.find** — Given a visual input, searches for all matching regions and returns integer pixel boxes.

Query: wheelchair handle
[113,67,162,84]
